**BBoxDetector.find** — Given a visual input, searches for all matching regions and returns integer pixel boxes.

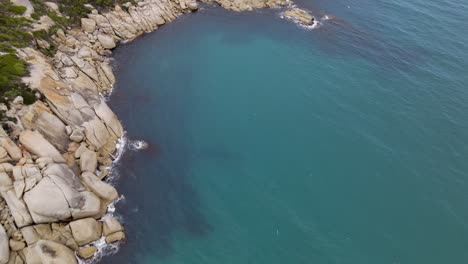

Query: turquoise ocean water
[105,1,468,263]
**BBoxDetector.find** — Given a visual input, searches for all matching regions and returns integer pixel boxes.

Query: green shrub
[0,54,28,98]
[8,5,27,15]
[3,84,36,105]
[0,42,15,53]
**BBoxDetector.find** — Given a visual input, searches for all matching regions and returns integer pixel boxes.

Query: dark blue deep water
[105,1,468,263]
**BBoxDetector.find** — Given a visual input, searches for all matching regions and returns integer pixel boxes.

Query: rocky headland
[0,0,315,263]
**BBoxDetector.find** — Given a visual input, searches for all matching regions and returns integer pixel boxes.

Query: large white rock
[81,172,118,201]
[25,240,77,264]
[23,177,71,223]
[42,164,85,193]
[19,131,65,163]
[0,225,9,264]
[44,2,59,11]
[80,150,97,173]
[69,218,102,246]
[188,2,199,10]
[97,34,116,49]
[81,18,96,33]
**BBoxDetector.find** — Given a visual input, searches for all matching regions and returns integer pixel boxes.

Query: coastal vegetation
[0,0,35,121]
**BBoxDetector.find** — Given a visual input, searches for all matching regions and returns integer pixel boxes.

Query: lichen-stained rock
[0,224,9,264]
[81,172,118,201]
[1,190,33,228]
[81,18,96,33]
[19,131,65,164]
[23,177,71,223]
[69,218,102,246]
[25,240,77,264]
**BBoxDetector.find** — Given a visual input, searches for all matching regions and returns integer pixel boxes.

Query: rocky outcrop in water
[0,0,315,263]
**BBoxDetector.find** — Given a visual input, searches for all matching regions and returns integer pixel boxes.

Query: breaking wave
[78,133,147,263]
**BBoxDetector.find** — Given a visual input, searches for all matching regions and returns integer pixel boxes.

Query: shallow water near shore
[105,1,468,263]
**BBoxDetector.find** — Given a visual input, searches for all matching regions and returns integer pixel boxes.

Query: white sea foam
[110,132,128,165]
[78,194,125,264]
[129,140,149,151]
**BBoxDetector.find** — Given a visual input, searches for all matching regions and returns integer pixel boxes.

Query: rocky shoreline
[0,0,314,263]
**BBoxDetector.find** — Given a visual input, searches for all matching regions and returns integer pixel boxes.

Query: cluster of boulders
[213,0,289,11]
[0,126,124,263]
[282,7,314,26]
[208,0,314,26]
[2,1,206,263]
